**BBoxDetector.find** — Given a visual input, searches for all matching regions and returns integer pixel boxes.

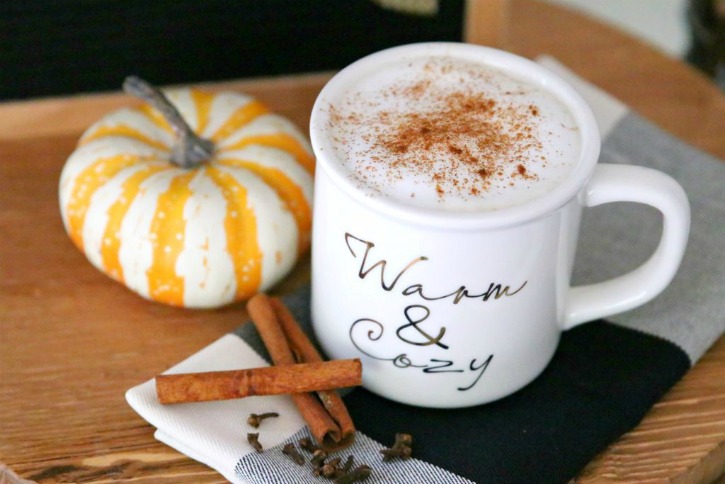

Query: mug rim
[309,42,601,230]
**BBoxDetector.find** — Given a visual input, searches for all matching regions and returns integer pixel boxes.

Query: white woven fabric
[126,334,471,483]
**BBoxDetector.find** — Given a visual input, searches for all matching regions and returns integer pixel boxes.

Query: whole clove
[321,465,336,478]
[296,435,371,481]
[247,412,279,428]
[282,443,305,465]
[380,432,413,462]
[247,432,263,453]
[321,457,342,478]
[299,436,319,453]
[310,448,328,467]
[380,445,412,461]
[334,464,372,483]
[340,455,355,474]
[393,433,412,448]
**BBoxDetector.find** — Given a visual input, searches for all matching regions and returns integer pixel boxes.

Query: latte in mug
[322,55,581,212]
[309,43,689,408]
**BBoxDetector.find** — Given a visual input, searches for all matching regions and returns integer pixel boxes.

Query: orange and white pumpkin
[59,77,314,308]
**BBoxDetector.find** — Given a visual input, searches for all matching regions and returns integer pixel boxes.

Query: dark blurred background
[0,0,722,101]
[686,0,725,88]
[0,0,465,100]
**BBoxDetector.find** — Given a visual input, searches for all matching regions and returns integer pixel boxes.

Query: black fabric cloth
[344,323,689,483]
[237,286,691,483]
[0,0,464,100]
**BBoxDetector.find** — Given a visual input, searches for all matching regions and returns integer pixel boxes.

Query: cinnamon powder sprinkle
[329,60,547,200]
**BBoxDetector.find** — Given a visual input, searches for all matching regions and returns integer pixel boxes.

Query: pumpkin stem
[123,76,214,169]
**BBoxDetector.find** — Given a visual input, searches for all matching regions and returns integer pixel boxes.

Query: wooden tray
[1,1,723,482]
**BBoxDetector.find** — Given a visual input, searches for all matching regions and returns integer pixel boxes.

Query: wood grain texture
[0,1,723,482]
[576,337,725,483]
[506,0,725,161]
[464,0,510,48]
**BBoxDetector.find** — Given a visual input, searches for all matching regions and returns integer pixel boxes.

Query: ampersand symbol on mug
[396,304,448,349]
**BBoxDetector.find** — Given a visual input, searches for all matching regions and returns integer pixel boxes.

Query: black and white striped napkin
[126,59,725,483]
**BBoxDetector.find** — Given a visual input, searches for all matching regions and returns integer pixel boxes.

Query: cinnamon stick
[247,294,358,452]
[156,359,362,404]
[270,297,357,450]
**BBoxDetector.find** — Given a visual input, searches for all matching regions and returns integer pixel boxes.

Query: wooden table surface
[1,1,724,482]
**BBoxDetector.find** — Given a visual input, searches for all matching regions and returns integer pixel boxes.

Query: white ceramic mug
[308,43,690,408]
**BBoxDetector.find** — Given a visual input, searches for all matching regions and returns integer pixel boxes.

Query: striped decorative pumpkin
[59,77,314,308]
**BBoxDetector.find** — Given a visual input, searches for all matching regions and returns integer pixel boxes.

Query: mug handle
[562,163,690,329]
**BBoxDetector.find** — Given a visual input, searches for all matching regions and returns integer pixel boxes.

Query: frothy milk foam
[324,55,582,212]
